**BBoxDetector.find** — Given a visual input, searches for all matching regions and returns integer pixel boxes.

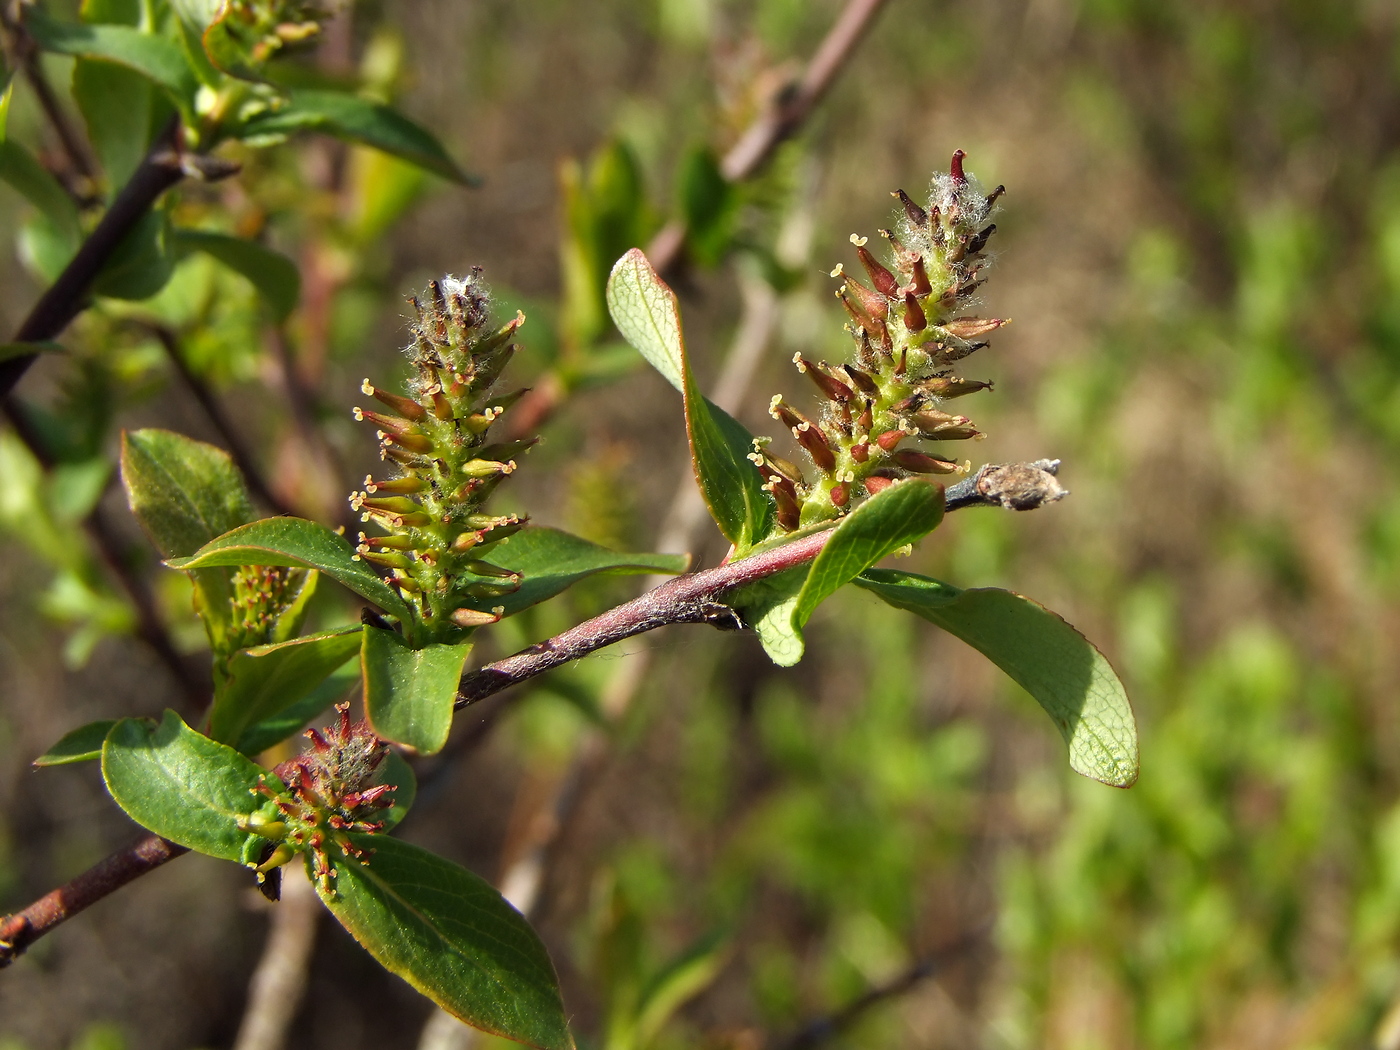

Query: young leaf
[33,720,119,767]
[362,628,472,755]
[25,7,198,115]
[73,57,154,190]
[378,749,417,832]
[91,207,174,300]
[209,626,363,748]
[606,249,773,549]
[237,90,475,185]
[171,229,301,320]
[791,479,944,632]
[168,517,412,622]
[484,527,688,617]
[631,931,731,1048]
[0,139,83,246]
[120,429,254,557]
[855,569,1139,787]
[233,662,360,756]
[729,566,809,668]
[317,834,574,1050]
[102,711,275,860]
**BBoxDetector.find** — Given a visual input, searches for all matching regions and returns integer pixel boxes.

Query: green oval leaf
[73,56,155,191]
[101,711,273,859]
[233,661,359,756]
[482,526,688,617]
[209,625,363,748]
[167,517,412,622]
[605,249,772,550]
[0,139,83,245]
[121,428,254,558]
[171,229,301,320]
[26,7,198,114]
[318,834,574,1050]
[378,749,416,833]
[362,628,472,755]
[793,479,945,633]
[237,90,475,185]
[34,719,119,767]
[855,569,1139,787]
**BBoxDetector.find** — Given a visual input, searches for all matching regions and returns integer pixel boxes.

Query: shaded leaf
[172,228,300,320]
[606,249,772,549]
[210,625,363,748]
[318,834,574,1050]
[120,429,254,558]
[0,139,82,244]
[102,710,273,859]
[238,90,474,184]
[730,566,808,668]
[484,527,688,617]
[26,7,197,113]
[168,517,412,622]
[855,569,1139,787]
[73,57,154,190]
[234,661,360,756]
[378,749,416,832]
[33,720,118,767]
[362,628,471,755]
[92,207,174,300]
[633,931,730,1048]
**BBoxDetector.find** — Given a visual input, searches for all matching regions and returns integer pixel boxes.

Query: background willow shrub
[2,1,1399,1049]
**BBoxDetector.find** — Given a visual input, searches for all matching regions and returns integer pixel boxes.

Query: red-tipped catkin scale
[892,449,962,474]
[355,408,421,436]
[830,483,850,508]
[966,224,996,255]
[950,149,967,185]
[794,354,856,404]
[854,242,899,298]
[364,475,426,495]
[842,364,880,396]
[894,188,927,228]
[381,431,434,454]
[942,317,1009,340]
[922,376,993,398]
[902,291,927,332]
[876,429,908,452]
[451,607,503,628]
[985,185,1005,207]
[909,257,932,297]
[794,425,837,471]
[361,380,427,421]
[864,475,896,495]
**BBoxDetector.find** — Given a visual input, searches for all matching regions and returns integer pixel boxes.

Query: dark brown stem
[0,115,186,398]
[146,324,293,516]
[767,926,989,1050]
[0,835,188,968]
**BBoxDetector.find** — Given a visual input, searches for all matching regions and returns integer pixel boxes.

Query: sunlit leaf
[171,228,301,320]
[102,710,274,860]
[855,569,1139,787]
[362,628,471,755]
[318,834,574,1050]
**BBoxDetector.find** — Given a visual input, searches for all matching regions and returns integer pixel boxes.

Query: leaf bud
[901,290,927,333]
[450,606,504,628]
[941,317,1008,340]
[854,243,899,299]
[920,376,993,398]
[891,449,965,474]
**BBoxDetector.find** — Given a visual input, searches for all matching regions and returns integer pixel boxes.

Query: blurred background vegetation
[3,0,1400,1048]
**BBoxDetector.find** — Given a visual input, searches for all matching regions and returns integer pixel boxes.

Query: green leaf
[606,249,772,549]
[102,710,274,859]
[26,7,198,114]
[632,931,730,1048]
[362,628,472,755]
[209,625,363,748]
[120,429,254,558]
[483,527,688,617]
[378,749,416,832]
[168,517,412,622]
[33,720,119,766]
[0,139,83,245]
[237,90,474,184]
[730,566,808,667]
[233,661,359,756]
[317,834,574,1050]
[92,206,174,300]
[792,479,944,632]
[73,57,155,190]
[0,76,14,143]
[171,228,301,320]
[676,147,736,267]
[855,569,1139,787]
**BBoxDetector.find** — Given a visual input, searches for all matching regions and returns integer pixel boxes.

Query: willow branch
[0,115,186,398]
[0,834,187,967]
[456,460,1065,707]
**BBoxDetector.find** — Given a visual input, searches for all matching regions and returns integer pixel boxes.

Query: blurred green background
[3,1,1400,1048]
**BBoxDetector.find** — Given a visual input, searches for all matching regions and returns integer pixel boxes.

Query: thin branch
[647,0,892,276]
[231,868,320,1050]
[0,114,186,398]
[0,834,187,967]
[0,461,1063,967]
[767,926,990,1050]
[456,460,1066,708]
[145,323,294,516]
